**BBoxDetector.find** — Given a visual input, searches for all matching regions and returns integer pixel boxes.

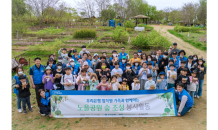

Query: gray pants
[140,79,148,90]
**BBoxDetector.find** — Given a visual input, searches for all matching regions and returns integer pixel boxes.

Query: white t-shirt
[110,82,119,90]
[139,68,148,80]
[187,63,192,71]
[131,83,140,90]
[111,68,123,82]
[60,74,76,90]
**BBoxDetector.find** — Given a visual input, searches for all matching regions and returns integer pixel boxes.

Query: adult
[169,51,180,71]
[80,53,92,67]
[58,48,68,65]
[91,53,101,72]
[168,43,180,58]
[118,47,129,61]
[175,83,193,116]
[47,58,56,72]
[29,57,45,102]
[47,53,56,65]
[79,45,90,58]
[55,56,66,69]
[129,52,141,65]
[109,50,119,71]
[158,52,168,74]
[68,48,81,62]
[156,50,163,64]
[78,61,94,78]
[137,50,142,59]
[102,52,110,64]
[177,50,188,67]
[95,56,110,72]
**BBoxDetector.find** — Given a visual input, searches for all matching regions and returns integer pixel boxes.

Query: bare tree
[77,0,95,18]
[163,7,173,22]
[181,2,199,26]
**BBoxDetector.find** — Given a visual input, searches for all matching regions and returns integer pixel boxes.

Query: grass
[168,29,207,51]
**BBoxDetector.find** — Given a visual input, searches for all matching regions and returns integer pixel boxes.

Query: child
[47,58,56,72]
[131,76,140,90]
[68,59,79,75]
[88,73,99,90]
[42,66,54,92]
[187,55,194,72]
[156,71,167,90]
[37,89,53,117]
[58,48,68,65]
[56,56,67,69]
[96,62,111,82]
[152,57,159,72]
[109,75,121,90]
[122,63,135,90]
[111,61,123,84]
[176,68,190,90]
[167,64,177,89]
[53,62,66,90]
[140,53,147,65]
[76,68,90,90]
[138,62,149,90]
[68,48,81,62]
[147,62,157,82]
[97,75,110,91]
[177,60,190,76]
[132,59,141,75]
[175,83,193,117]
[61,67,76,90]
[187,70,198,102]
[120,78,129,90]
[18,75,33,114]
[109,50,118,70]
[12,67,29,113]
[195,58,206,98]
[119,56,127,72]
[144,74,156,90]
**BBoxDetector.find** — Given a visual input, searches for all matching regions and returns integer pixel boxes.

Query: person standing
[79,45,90,58]
[168,43,180,58]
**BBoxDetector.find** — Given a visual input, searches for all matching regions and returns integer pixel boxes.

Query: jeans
[16,94,21,109]
[35,83,44,104]
[167,83,175,89]
[195,79,204,96]
[20,96,31,111]
[180,106,192,116]
[40,104,51,115]
[187,90,195,103]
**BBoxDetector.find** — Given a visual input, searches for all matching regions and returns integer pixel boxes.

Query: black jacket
[122,69,135,82]
[96,69,111,82]
[158,57,168,73]
[176,75,190,89]
[196,66,206,80]
[18,83,31,98]
[177,67,190,76]
[95,62,110,70]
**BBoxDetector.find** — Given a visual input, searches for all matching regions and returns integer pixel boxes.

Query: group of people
[12,43,206,117]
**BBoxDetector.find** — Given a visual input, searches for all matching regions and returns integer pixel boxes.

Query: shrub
[174,26,190,32]
[126,28,133,33]
[112,26,129,44]
[124,20,135,28]
[190,26,200,33]
[73,29,96,38]
[37,27,65,37]
[98,26,114,31]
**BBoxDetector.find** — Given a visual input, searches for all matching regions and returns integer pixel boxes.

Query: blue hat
[138,49,142,53]
[173,43,177,45]
[159,71,166,76]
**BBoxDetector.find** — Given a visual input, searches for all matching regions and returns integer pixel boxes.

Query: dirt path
[151,25,207,62]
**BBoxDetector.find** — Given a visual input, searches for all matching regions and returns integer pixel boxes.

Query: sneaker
[188,110,191,112]
[197,96,200,98]
[194,95,197,98]
[38,111,45,116]
[23,110,27,114]
[18,109,22,113]
[29,108,33,112]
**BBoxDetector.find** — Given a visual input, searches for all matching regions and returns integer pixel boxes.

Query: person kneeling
[175,83,193,117]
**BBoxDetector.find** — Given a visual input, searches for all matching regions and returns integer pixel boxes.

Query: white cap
[83,61,89,66]
[94,53,99,57]
[69,59,74,62]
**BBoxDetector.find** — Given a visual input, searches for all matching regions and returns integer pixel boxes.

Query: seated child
[187,70,198,103]
[76,68,90,90]
[120,78,129,90]
[97,75,110,91]
[18,75,33,114]
[131,76,140,90]
[109,75,121,90]
[42,66,54,92]
[122,63,135,90]
[144,74,156,90]
[167,64,177,89]
[176,68,190,90]
[147,62,157,82]
[37,89,53,117]
[61,67,76,90]
[88,73,99,90]
[156,71,167,90]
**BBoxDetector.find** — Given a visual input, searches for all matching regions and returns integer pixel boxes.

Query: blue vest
[47,64,56,70]
[31,65,45,84]
[132,65,141,75]
[110,57,115,70]
[69,64,79,75]
[177,89,193,107]
[118,52,128,60]
[41,92,50,106]
[119,62,126,72]
[157,55,163,64]
[170,57,180,70]
[72,55,81,61]
[13,75,26,94]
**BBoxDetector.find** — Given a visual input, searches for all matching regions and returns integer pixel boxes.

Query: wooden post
[143,18,144,23]
[146,19,147,25]
[135,18,137,26]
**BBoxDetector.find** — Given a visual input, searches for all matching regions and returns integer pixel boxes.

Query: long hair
[37,89,45,107]
[16,67,24,75]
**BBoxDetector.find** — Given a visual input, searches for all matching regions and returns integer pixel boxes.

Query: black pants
[20,96,31,111]
[40,104,51,115]
[35,83,44,103]
[127,81,132,90]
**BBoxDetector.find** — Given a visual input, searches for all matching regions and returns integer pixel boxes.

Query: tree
[100,8,116,24]
[163,93,171,102]
[52,95,59,104]
[164,108,171,114]
[163,7,173,22]
[52,103,57,111]
[12,0,28,16]
[169,9,182,23]
[181,2,199,26]
[197,0,207,25]
[55,109,61,115]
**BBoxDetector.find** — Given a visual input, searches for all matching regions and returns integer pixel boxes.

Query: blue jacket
[167,65,176,71]
[68,64,79,75]
[72,55,81,61]
[119,62,126,72]
[132,65,141,75]
[170,57,180,71]
[177,56,188,66]
[83,59,92,67]
[12,75,27,94]
[29,64,45,84]
[41,92,50,106]
[156,79,168,89]
[118,52,128,61]
[47,64,56,70]
[55,63,66,70]
[157,55,163,64]
[177,89,193,107]
[109,57,115,70]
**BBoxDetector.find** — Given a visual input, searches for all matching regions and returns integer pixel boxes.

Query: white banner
[50,89,177,118]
